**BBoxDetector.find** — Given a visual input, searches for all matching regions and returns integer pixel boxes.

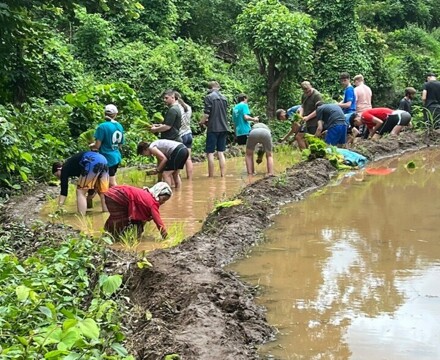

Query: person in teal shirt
[91,104,124,187]
[232,93,259,145]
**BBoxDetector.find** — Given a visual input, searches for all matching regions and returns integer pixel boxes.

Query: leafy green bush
[64,82,148,138]
[0,99,76,186]
[0,224,134,359]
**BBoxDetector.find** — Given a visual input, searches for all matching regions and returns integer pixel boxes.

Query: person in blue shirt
[338,72,357,125]
[232,93,259,145]
[91,104,124,187]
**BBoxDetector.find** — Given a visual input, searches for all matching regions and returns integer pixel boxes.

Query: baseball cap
[105,104,118,115]
[426,72,437,78]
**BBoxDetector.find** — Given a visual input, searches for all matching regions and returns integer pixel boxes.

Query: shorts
[205,131,228,153]
[246,128,273,152]
[77,151,109,193]
[325,124,347,145]
[236,134,248,145]
[108,164,119,177]
[181,133,193,149]
[378,111,411,135]
[163,144,189,171]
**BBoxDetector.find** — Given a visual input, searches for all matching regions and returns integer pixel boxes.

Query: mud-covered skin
[2,131,439,360]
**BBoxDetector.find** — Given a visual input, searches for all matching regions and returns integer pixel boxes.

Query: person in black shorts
[137,139,189,188]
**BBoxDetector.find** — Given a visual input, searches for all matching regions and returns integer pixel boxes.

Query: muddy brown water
[40,151,301,251]
[229,149,440,360]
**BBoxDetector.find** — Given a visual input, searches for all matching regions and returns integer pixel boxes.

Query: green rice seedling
[75,214,96,236]
[212,199,242,213]
[118,225,140,251]
[161,222,186,248]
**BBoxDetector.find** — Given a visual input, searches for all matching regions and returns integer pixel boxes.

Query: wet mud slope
[2,131,439,360]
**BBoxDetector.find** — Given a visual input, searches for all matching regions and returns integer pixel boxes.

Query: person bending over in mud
[352,108,412,139]
[245,123,274,177]
[104,182,172,239]
[137,139,189,188]
[52,151,109,215]
[276,106,302,146]
[315,101,347,146]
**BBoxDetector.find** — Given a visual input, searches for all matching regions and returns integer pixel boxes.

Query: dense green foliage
[1,0,440,188]
[236,0,316,117]
[0,222,133,359]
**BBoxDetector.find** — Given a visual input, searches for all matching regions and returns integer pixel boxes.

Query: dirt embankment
[2,131,439,360]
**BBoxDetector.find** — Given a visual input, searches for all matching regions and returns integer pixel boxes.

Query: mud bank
[2,131,439,360]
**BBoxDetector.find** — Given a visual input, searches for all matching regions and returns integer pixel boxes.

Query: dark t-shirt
[162,105,182,141]
[59,151,87,196]
[398,98,412,114]
[423,80,440,107]
[316,104,346,130]
[204,90,229,133]
[301,89,322,128]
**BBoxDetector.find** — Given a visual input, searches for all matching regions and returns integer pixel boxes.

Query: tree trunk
[266,87,279,119]
[265,60,286,119]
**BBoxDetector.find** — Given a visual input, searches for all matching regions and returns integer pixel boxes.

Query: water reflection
[229,149,440,360]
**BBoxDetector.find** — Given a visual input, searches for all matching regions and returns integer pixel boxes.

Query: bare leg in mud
[245,148,255,175]
[76,189,88,216]
[218,151,226,177]
[265,152,274,176]
[185,149,193,180]
[207,153,215,177]
[208,152,226,177]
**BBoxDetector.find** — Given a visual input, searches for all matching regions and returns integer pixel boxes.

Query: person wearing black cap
[422,72,440,128]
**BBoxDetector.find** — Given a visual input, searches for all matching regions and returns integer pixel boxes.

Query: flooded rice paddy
[41,148,301,251]
[229,149,440,360]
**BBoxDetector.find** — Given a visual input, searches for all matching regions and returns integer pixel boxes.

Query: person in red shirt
[352,108,411,139]
[104,182,172,239]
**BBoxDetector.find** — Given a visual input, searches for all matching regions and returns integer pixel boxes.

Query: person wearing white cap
[91,104,125,187]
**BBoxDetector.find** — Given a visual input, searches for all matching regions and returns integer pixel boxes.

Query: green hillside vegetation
[1,0,440,190]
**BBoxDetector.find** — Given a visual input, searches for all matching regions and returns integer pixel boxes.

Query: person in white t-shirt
[137,140,189,188]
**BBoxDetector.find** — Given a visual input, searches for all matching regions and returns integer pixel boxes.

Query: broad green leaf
[101,274,123,296]
[44,349,69,359]
[20,152,32,162]
[39,306,53,319]
[77,318,100,340]
[111,343,128,356]
[60,308,76,319]
[29,290,38,302]
[63,318,78,330]
[57,328,81,351]
[15,265,26,273]
[16,285,30,301]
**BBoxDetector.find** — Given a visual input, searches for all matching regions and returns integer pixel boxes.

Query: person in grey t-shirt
[199,81,229,177]
[245,123,274,177]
